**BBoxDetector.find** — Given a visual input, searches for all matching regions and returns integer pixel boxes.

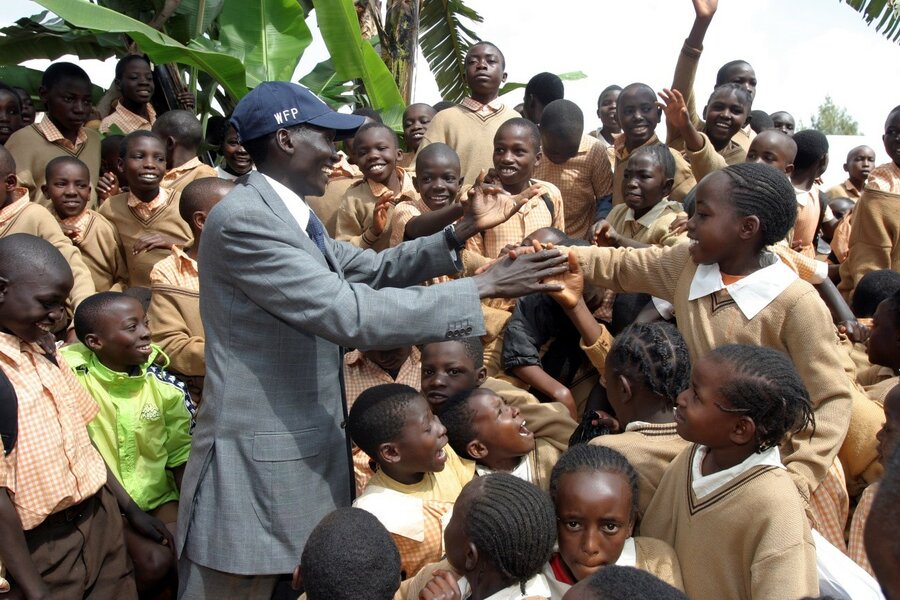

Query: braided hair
[709,344,816,452]
[709,82,753,111]
[717,162,797,247]
[549,445,640,519]
[466,473,556,592]
[347,383,420,459]
[607,322,691,407]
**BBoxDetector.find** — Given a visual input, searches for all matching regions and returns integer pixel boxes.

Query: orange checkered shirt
[34,117,88,153]
[0,332,107,529]
[808,458,849,552]
[865,161,900,193]
[99,101,157,135]
[149,245,199,291]
[161,157,205,189]
[460,97,504,116]
[342,347,421,408]
[126,187,172,221]
[57,210,93,245]
[848,482,876,576]
[533,134,613,239]
[0,189,29,228]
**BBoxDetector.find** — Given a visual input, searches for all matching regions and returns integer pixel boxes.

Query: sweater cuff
[579,326,614,375]
[681,40,703,57]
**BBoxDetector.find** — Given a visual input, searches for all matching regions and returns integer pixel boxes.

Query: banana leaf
[218,0,312,87]
[312,0,405,113]
[498,71,589,97]
[33,0,248,99]
[418,0,482,103]
[840,0,900,43]
[0,65,106,104]
[0,11,122,65]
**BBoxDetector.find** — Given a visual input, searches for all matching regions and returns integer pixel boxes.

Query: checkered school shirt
[35,117,88,153]
[0,332,107,529]
[99,101,157,135]
[149,245,199,291]
[848,482,876,576]
[126,187,172,221]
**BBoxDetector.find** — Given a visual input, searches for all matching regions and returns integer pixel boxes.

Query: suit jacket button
[465,327,472,333]
[340,420,347,429]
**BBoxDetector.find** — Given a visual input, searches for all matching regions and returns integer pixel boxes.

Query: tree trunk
[383,0,418,104]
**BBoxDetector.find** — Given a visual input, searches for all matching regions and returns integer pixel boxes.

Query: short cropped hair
[347,383,420,458]
[0,234,72,285]
[415,142,460,172]
[715,60,753,87]
[179,178,235,224]
[119,130,165,159]
[351,106,383,123]
[467,41,505,69]
[152,109,203,149]
[42,62,91,91]
[792,129,829,170]
[629,143,676,180]
[73,291,131,344]
[540,99,583,142]
[598,84,622,105]
[301,508,401,600]
[851,270,900,318]
[525,72,564,106]
[582,565,689,599]
[749,110,773,134]
[114,54,151,81]
[45,156,89,181]
[496,117,541,150]
[709,82,752,110]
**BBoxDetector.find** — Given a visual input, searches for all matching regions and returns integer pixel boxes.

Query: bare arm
[0,489,51,600]
[403,204,464,240]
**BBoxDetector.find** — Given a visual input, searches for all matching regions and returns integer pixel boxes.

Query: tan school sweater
[61,210,128,292]
[641,445,818,600]
[98,191,192,288]
[838,188,900,298]
[612,134,695,205]
[146,280,204,404]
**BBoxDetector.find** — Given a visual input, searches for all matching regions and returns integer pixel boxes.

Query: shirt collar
[474,454,532,482]
[35,117,88,150]
[614,133,659,161]
[624,199,675,228]
[165,156,204,178]
[458,573,552,600]
[687,253,798,320]
[58,209,93,243]
[0,188,30,226]
[115,101,156,125]
[460,96,504,114]
[126,186,170,211]
[172,245,198,270]
[261,173,311,232]
[691,445,784,500]
[367,167,415,200]
[615,537,637,567]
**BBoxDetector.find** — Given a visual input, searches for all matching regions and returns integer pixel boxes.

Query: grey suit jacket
[176,171,485,575]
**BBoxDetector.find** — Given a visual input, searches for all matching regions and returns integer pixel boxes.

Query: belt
[40,493,99,528]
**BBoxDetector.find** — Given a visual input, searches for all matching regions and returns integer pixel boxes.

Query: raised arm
[668,0,718,146]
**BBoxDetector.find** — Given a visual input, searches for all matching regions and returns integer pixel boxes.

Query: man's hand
[454,170,543,240]
[419,569,461,600]
[593,220,620,247]
[96,171,120,202]
[658,88,690,132]
[371,193,394,237]
[133,233,181,254]
[473,246,568,299]
[547,251,585,310]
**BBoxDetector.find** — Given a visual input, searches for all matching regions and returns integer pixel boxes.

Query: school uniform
[825,179,864,202]
[99,102,156,135]
[307,176,361,238]
[543,537,684,598]
[681,131,746,183]
[335,167,417,252]
[605,199,686,247]
[789,183,833,258]
[641,444,818,600]
[848,483,877,576]
[396,559,551,600]
[838,162,900,298]
[353,447,475,578]
[5,119,102,208]
[56,208,128,292]
[420,98,519,188]
[612,134,696,205]
[159,156,218,197]
[0,189,96,309]
[98,188,193,288]
[147,246,205,404]
[0,331,137,599]
[533,134,614,239]
[466,179,565,259]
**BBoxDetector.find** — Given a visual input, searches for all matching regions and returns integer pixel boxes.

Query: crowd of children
[0,0,899,598]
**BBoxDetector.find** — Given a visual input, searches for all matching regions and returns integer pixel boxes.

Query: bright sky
[4,0,898,184]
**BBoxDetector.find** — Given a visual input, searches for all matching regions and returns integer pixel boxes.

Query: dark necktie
[306,210,328,254]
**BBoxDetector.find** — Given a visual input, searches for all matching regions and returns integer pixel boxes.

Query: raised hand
[176,90,196,111]
[693,0,718,20]
[658,88,690,132]
[96,171,120,202]
[593,220,619,247]
[371,193,395,236]
[472,245,568,299]
[546,250,585,310]
[455,169,543,240]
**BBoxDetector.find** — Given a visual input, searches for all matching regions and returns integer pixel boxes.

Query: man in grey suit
[176,82,569,598]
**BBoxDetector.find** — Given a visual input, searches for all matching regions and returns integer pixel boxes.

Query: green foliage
[419,0,483,103]
[840,0,900,44]
[809,95,861,135]
[499,71,588,97]
[0,11,120,64]
[0,64,105,104]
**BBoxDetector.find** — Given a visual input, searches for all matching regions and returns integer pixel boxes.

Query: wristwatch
[443,223,465,251]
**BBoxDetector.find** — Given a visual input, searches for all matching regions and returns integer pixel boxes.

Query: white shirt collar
[614,537,637,567]
[475,455,532,483]
[261,173,311,237]
[687,253,798,320]
[624,199,677,228]
[691,445,784,500]
[457,573,552,600]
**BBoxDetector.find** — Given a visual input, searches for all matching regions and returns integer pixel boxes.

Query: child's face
[541,129,581,165]
[86,296,152,372]
[465,44,506,100]
[44,162,90,219]
[392,395,450,474]
[0,90,23,145]
[14,89,35,125]
[770,112,795,137]
[354,127,400,185]
[597,90,620,130]
[41,77,93,134]
[402,105,435,152]
[746,132,794,174]
[845,146,876,183]
[686,173,747,266]
[465,389,535,462]
[420,341,486,408]
[617,87,660,148]
[117,59,154,105]
[674,355,742,447]
[0,267,72,343]
[222,125,252,176]
[883,110,900,167]
[556,470,634,581]
[361,346,411,373]
[621,153,671,218]
[704,89,748,147]
[493,125,541,191]
[876,386,900,464]
[720,63,757,102]
[867,298,898,369]
[415,153,461,211]
[119,136,166,196]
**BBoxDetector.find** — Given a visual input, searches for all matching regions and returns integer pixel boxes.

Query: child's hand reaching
[60,222,80,241]
[658,88,690,133]
[133,233,182,254]
[693,0,718,20]
[96,171,120,201]
[593,220,620,247]
[371,192,395,237]
[455,169,543,240]
[669,212,689,234]
[547,250,585,310]
[176,90,196,111]
[419,569,461,600]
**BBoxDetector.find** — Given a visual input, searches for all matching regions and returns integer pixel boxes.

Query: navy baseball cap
[230,81,366,142]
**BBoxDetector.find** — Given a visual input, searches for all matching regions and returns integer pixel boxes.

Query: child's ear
[784,162,795,177]
[192,210,208,232]
[464,541,479,572]
[533,148,543,168]
[843,162,850,174]
[618,374,633,404]
[38,85,49,104]
[501,71,508,85]
[0,276,8,302]
[396,148,403,162]
[701,104,708,121]
[117,157,125,173]
[466,439,488,460]
[84,332,102,353]
[40,184,49,199]
[412,175,419,193]
[475,367,488,386]
[661,177,675,198]
[738,215,761,240]
[5,172,17,192]
[378,441,401,465]
[730,415,756,446]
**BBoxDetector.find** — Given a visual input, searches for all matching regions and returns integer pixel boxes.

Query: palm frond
[840,0,900,43]
[418,0,482,103]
